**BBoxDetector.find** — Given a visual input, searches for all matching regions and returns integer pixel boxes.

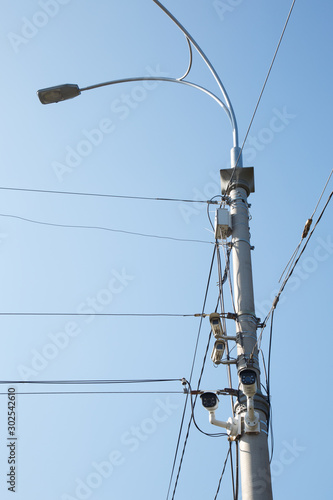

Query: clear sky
[0,1,332,499]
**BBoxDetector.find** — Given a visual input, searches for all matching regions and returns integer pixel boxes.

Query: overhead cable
[166,246,217,500]
[0,213,211,245]
[0,185,218,205]
[279,168,333,282]
[252,189,333,355]
[226,0,297,192]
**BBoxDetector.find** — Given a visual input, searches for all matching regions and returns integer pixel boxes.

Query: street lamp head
[37,83,81,104]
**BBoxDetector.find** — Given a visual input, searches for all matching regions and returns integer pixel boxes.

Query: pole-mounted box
[214,208,232,240]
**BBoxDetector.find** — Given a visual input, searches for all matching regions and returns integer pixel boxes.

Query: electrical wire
[0,312,204,317]
[225,0,297,191]
[278,168,333,283]
[0,378,182,385]
[166,247,217,500]
[213,444,231,500]
[0,185,217,205]
[216,243,235,415]
[0,213,211,245]
[0,390,183,396]
[169,294,223,500]
[234,441,239,500]
[252,189,333,355]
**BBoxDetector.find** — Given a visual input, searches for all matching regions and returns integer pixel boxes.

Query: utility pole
[221,149,273,500]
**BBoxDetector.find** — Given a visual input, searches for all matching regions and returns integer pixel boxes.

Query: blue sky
[0,1,332,499]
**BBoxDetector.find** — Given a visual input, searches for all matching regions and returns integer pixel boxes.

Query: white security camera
[200,392,219,411]
[211,339,226,364]
[209,313,225,338]
[240,369,257,397]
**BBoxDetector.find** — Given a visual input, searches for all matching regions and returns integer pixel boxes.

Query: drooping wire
[0,213,211,245]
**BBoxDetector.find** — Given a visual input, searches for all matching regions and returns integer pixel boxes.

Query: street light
[37,84,81,104]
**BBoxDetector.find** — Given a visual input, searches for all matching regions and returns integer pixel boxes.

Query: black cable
[0,312,200,317]
[230,442,236,500]
[234,441,239,500]
[0,213,211,245]
[253,190,333,355]
[0,185,217,205]
[169,294,222,500]
[213,444,231,500]
[166,247,217,500]
[165,392,190,500]
[266,310,274,428]
[0,390,183,396]
[0,378,181,385]
[227,0,297,181]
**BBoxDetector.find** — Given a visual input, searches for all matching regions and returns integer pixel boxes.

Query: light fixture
[37,84,81,104]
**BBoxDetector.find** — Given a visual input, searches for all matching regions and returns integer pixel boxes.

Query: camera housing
[209,312,225,338]
[240,369,257,397]
[211,339,226,364]
[200,392,219,411]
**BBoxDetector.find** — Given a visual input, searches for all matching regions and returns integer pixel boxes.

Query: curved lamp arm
[37,77,232,121]
[152,0,239,149]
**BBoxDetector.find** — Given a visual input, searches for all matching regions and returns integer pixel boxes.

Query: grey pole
[220,160,273,500]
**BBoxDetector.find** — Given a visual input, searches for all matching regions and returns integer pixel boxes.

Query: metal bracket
[244,411,260,434]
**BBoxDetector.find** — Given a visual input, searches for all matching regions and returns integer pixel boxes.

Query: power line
[0,312,204,318]
[0,185,218,205]
[0,390,183,396]
[226,0,297,191]
[166,246,217,500]
[252,188,333,356]
[0,213,211,245]
[279,168,333,283]
[0,378,182,385]
[169,295,221,500]
[213,444,232,500]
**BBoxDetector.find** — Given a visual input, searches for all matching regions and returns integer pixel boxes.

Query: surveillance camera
[209,313,225,338]
[240,369,257,397]
[211,339,225,364]
[200,392,219,411]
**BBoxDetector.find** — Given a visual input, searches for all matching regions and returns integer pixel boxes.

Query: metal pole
[221,162,273,500]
